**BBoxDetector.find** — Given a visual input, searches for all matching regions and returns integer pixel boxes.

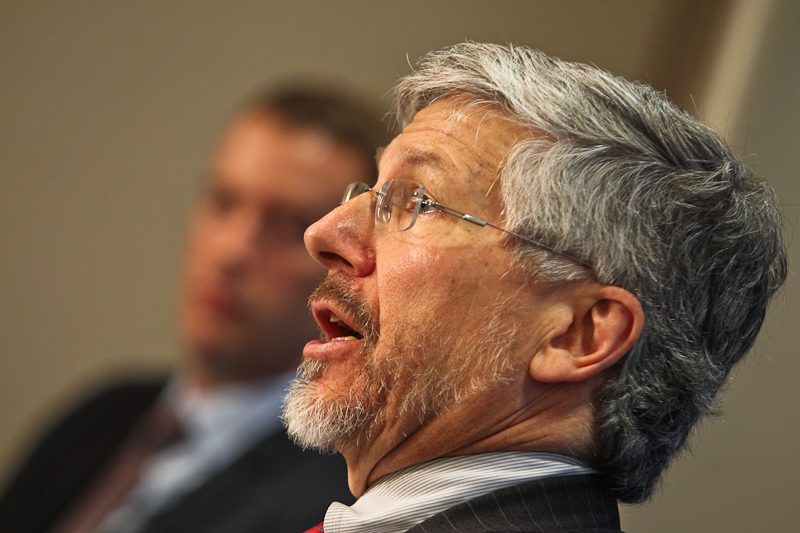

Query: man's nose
[304,194,375,277]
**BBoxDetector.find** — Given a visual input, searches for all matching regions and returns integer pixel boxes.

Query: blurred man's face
[179,110,371,387]
[285,99,547,454]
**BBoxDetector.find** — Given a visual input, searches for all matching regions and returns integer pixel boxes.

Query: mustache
[309,273,380,348]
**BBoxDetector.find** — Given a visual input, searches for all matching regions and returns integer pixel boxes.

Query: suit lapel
[407,474,621,533]
[139,429,353,533]
[0,381,164,533]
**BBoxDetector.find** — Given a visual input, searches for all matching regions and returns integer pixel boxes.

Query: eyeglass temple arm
[431,201,592,269]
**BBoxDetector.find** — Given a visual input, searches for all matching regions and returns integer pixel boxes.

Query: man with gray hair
[283,43,787,532]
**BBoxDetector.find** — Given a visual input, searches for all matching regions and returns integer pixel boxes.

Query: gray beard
[281,356,381,452]
[281,297,524,453]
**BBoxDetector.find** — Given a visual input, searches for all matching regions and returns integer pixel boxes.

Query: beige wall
[1,1,797,530]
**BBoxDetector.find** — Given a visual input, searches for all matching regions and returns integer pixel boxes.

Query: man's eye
[209,189,237,214]
[407,189,438,213]
[402,196,419,212]
[418,197,438,214]
[266,214,311,245]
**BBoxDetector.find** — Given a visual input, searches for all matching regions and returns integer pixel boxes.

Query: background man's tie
[51,406,183,533]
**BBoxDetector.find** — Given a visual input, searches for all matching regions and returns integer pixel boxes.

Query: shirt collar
[164,370,295,445]
[323,452,596,533]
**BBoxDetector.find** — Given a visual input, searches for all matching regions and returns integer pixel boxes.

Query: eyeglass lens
[342,181,371,203]
[377,180,427,232]
[341,180,427,232]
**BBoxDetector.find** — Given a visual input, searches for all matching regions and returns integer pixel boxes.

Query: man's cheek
[379,247,456,302]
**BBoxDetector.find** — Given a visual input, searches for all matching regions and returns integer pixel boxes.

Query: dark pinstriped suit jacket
[407,474,623,533]
[0,380,355,533]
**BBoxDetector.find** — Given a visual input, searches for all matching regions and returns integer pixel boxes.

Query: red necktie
[305,522,325,533]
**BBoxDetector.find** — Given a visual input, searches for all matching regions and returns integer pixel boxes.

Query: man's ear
[529,285,643,383]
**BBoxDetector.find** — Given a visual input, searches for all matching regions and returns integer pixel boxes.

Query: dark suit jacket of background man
[0,380,355,533]
[407,474,622,533]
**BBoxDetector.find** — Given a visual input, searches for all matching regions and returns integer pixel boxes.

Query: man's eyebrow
[382,147,447,171]
[406,148,445,167]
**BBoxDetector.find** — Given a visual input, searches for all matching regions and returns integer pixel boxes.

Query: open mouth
[314,307,364,342]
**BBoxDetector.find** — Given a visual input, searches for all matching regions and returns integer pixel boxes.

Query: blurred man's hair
[250,84,392,185]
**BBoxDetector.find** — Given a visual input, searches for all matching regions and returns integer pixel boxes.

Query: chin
[282,360,380,453]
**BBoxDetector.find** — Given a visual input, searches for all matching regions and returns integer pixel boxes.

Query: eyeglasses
[341,179,591,269]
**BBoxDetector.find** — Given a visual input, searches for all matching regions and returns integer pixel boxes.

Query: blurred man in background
[0,86,389,533]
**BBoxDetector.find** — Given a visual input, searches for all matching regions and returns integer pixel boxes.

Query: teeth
[328,312,361,340]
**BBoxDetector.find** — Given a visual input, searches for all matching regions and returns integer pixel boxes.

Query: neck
[341,377,597,497]
[181,349,296,393]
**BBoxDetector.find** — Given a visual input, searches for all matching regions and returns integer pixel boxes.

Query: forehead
[380,98,530,204]
[211,110,368,210]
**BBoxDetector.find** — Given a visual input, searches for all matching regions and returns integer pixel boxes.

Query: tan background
[1,1,797,531]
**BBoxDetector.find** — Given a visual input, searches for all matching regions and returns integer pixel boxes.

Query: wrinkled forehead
[415,96,527,155]
[386,97,532,206]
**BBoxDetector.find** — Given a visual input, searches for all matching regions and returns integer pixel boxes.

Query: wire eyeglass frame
[341,179,592,269]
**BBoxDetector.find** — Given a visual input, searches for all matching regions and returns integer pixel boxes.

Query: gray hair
[396,42,788,503]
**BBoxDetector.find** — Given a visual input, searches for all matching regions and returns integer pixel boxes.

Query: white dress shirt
[322,451,596,533]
